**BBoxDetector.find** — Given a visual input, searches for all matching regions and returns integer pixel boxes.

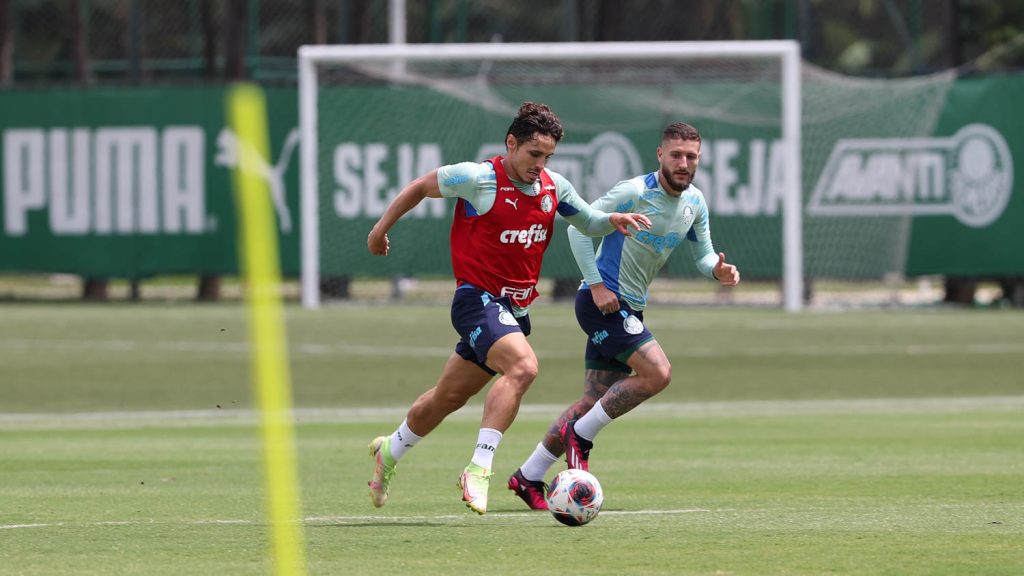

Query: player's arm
[555,174,650,237]
[367,169,442,256]
[567,181,640,313]
[685,199,740,286]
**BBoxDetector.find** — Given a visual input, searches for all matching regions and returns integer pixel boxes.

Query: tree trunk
[197,276,222,301]
[202,0,217,78]
[225,0,247,79]
[127,0,144,83]
[306,0,326,45]
[320,277,350,300]
[83,279,110,301]
[70,0,90,84]
[351,0,373,44]
[999,277,1024,307]
[943,277,976,305]
[0,0,12,86]
[594,0,621,41]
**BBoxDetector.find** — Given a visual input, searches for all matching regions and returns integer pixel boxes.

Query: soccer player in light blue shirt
[509,123,741,509]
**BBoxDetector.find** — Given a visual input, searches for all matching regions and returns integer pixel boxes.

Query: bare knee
[655,363,672,392]
[515,356,539,383]
[641,363,672,395]
[502,357,539,394]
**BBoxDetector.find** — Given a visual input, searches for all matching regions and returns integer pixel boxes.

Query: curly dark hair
[506,102,565,145]
[662,122,701,143]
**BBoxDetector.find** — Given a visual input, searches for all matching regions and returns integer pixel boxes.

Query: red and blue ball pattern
[545,469,604,526]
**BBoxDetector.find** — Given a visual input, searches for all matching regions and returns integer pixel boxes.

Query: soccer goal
[298,41,803,311]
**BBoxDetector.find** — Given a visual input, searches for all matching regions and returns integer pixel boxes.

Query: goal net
[801,65,956,306]
[298,42,802,310]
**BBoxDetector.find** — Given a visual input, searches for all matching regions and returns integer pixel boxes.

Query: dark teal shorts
[575,288,653,374]
[451,284,532,376]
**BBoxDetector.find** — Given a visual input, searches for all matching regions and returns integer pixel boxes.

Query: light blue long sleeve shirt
[568,172,718,310]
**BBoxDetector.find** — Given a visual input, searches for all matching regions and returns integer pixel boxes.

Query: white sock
[573,400,614,441]
[519,443,558,482]
[470,428,503,470]
[388,420,423,463]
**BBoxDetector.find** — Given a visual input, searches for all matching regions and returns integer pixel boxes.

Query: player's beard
[661,165,693,193]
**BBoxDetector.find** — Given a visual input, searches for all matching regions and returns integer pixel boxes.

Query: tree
[0,0,11,86]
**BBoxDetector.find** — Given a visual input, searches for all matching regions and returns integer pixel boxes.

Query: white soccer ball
[545,469,604,526]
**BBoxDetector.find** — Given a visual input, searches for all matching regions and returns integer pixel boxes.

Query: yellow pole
[228,82,307,576]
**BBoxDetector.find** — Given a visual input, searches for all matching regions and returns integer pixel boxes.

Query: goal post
[299,41,803,311]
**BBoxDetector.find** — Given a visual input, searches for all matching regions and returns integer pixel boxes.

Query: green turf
[1,303,1023,574]
[2,303,1023,412]
[2,408,1022,575]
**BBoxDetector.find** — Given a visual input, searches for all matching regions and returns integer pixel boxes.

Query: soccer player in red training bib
[365,102,651,514]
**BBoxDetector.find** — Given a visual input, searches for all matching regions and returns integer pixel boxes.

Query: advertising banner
[0,87,300,276]
[1,74,1021,281]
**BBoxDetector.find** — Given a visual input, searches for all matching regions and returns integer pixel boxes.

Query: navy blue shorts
[574,288,654,374]
[451,284,532,376]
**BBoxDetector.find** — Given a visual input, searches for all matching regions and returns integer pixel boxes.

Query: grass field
[2,303,1023,575]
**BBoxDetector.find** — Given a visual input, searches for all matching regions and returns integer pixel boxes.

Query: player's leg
[508,365,620,510]
[368,354,492,508]
[458,328,540,514]
[370,285,503,508]
[479,331,539,432]
[406,353,494,436]
[509,288,628,508]
[562,289,668,470]
[449,290,535,514]
[564,340,671,471]
[593,340,672,419]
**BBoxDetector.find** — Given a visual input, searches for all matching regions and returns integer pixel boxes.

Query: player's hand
[367,227,390,256]
[609,212,651,236]
[590,282,620,314]
[713,252,740,286]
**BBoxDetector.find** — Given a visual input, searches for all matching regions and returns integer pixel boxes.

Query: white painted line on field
[628,395,1024,418]
[0,338,453,357]
[339,508,719,520]
[0,523,53,530]
[0,509,721,531]
[600,508,719,515]
[305,509,719,522]
[2,337,1024,360]
[2,395,1023,430]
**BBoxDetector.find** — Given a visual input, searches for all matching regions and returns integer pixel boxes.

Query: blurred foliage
[0,0,1022,86]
